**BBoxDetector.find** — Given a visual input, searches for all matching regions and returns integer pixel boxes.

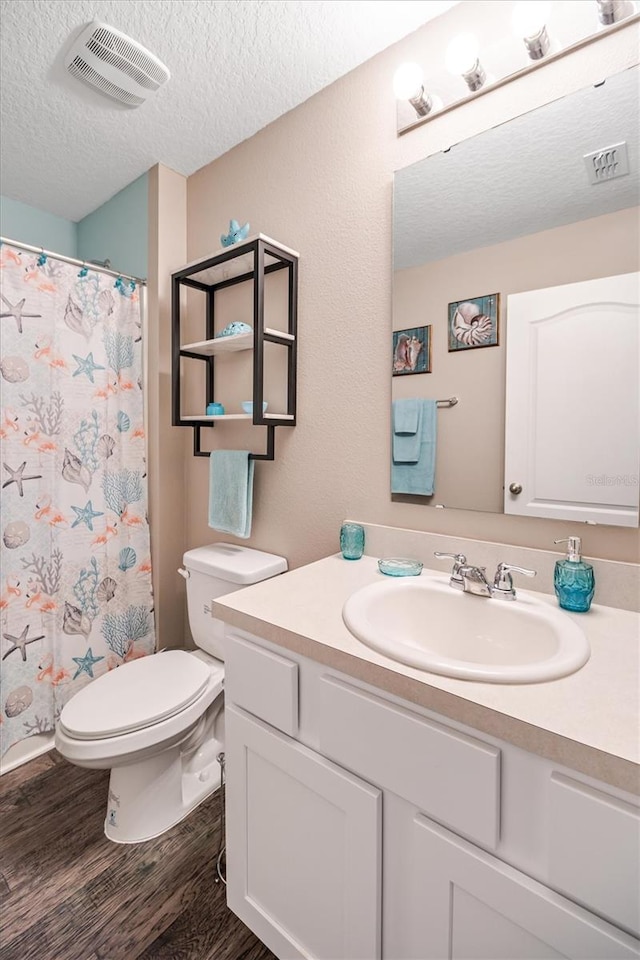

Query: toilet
[54,543,287,844]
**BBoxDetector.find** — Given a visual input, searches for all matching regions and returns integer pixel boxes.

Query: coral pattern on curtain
[0,244,155,757]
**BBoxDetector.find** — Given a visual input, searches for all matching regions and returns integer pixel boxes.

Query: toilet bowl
[55,543,287,844]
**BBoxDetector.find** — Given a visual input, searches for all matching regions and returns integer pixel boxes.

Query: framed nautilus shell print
[448,293,499,352]
[392,325,432,375]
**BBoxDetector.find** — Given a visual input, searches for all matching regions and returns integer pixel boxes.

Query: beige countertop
[213,554,640,796]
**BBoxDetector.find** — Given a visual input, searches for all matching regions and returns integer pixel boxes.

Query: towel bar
[192,424,275,461]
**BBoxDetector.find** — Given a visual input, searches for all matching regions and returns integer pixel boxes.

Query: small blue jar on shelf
[340,523,365,560]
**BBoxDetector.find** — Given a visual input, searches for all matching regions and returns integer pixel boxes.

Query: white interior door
[504,272,639,526]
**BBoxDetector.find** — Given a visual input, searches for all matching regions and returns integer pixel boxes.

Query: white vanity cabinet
[223,629,640,960]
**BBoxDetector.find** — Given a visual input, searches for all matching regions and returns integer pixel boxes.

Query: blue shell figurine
[221,219,250,247]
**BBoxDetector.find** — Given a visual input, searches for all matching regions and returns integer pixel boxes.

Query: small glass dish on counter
[378,558,423,577]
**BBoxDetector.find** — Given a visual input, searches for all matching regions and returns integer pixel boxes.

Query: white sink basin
[342,574,590,683]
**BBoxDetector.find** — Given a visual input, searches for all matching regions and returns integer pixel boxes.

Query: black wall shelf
[171,235,298,461]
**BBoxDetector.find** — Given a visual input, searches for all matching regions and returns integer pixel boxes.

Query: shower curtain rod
[0,236,147,285]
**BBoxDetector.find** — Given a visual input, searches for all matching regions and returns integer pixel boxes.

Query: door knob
[509,482,523,495]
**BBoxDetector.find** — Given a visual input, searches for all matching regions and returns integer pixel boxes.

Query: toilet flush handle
[177,567,190,580]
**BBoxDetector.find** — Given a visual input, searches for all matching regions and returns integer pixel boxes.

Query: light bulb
[393,62,424,101]
[393,62,435,118]
[445,33,480,76]
[512,1,552,38]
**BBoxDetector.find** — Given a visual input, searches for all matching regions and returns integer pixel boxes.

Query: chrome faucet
[434,552,536,600]
[491,562,537,600]
[433,552,467,588]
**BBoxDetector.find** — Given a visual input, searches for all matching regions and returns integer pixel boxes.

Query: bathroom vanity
[214,554,640,960]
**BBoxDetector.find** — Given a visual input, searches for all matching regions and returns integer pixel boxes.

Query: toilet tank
[182,543,287,659]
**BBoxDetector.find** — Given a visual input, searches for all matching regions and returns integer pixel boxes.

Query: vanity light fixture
[512,1,553,59]
[393,62,434,117]
[445,33,486,91]
[394,2,639,136]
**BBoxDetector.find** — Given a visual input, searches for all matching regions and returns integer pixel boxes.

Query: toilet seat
[56,655,225,766]
[60,650,211,740]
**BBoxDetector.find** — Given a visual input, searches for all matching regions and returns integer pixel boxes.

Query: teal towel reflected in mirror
[208,450,254,538]
[393,398,422,463]
[391,399,437,495]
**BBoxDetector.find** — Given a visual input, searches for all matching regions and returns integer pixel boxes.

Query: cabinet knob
[509,482,523,495]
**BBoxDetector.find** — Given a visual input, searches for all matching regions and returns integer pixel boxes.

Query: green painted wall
[0,195,77,256]
[77,173,148,279]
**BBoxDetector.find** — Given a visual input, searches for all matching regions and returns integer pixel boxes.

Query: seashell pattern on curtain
[0,244,155,757]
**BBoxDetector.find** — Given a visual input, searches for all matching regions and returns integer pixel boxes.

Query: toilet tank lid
[183,542,287,584]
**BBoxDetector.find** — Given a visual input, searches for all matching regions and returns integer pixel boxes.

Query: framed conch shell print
[448,294,499,351]
[392,325,432,375]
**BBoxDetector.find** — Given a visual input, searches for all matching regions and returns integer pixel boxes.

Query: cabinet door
[408,815,640,960]
[225,705,382,960]
[504,272,639,527]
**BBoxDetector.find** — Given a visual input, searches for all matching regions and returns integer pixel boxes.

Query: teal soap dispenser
[553,537,595,612]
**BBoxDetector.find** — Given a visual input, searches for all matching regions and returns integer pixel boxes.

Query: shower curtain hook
[78,260,89,278]
[37,247,47,267]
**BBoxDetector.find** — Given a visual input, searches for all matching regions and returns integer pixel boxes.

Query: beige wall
[183,1,639,567]
[393,206,640,514]
[147,164,189,648]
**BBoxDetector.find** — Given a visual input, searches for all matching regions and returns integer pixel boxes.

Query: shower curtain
[0,243,155,757]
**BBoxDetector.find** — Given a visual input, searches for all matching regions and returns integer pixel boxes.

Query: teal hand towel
[208,451,255,539]
[393,398,420,433]
[393,399,422,463]
[391,399,437,495]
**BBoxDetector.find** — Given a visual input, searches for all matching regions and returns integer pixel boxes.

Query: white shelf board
[180,327,295,357]
[180,334,252,356]
[176,234,299,288]
[181,413,295,421]
[264,327,295,341]
[181,414,252,421]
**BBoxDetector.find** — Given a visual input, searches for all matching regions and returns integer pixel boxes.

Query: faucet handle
[434,551,467,584]
[493,562,536,599]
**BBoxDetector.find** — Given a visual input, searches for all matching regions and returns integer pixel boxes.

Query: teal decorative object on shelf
[221,219,250,247]
[217,321,253,338]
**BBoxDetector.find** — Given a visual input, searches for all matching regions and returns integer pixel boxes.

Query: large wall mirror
[392,66,639,527]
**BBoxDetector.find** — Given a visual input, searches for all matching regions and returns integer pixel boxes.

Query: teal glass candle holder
[340,523,365,560]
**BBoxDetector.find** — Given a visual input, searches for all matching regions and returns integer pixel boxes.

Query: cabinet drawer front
[225,633,298,735]
[549,773,640,937]
[318,675,500,849]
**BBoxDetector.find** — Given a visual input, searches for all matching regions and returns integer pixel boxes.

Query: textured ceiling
[0,0,457,222]
[394,65,640,270]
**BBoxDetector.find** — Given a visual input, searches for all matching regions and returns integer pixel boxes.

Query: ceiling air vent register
[583,141,630,185]
[65,21,170,107]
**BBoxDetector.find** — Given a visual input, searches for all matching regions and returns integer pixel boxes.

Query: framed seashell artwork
[392,325,432,376]
[448,294,499,352]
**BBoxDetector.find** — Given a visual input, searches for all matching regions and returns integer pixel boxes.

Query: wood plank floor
[0,750,278,960]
